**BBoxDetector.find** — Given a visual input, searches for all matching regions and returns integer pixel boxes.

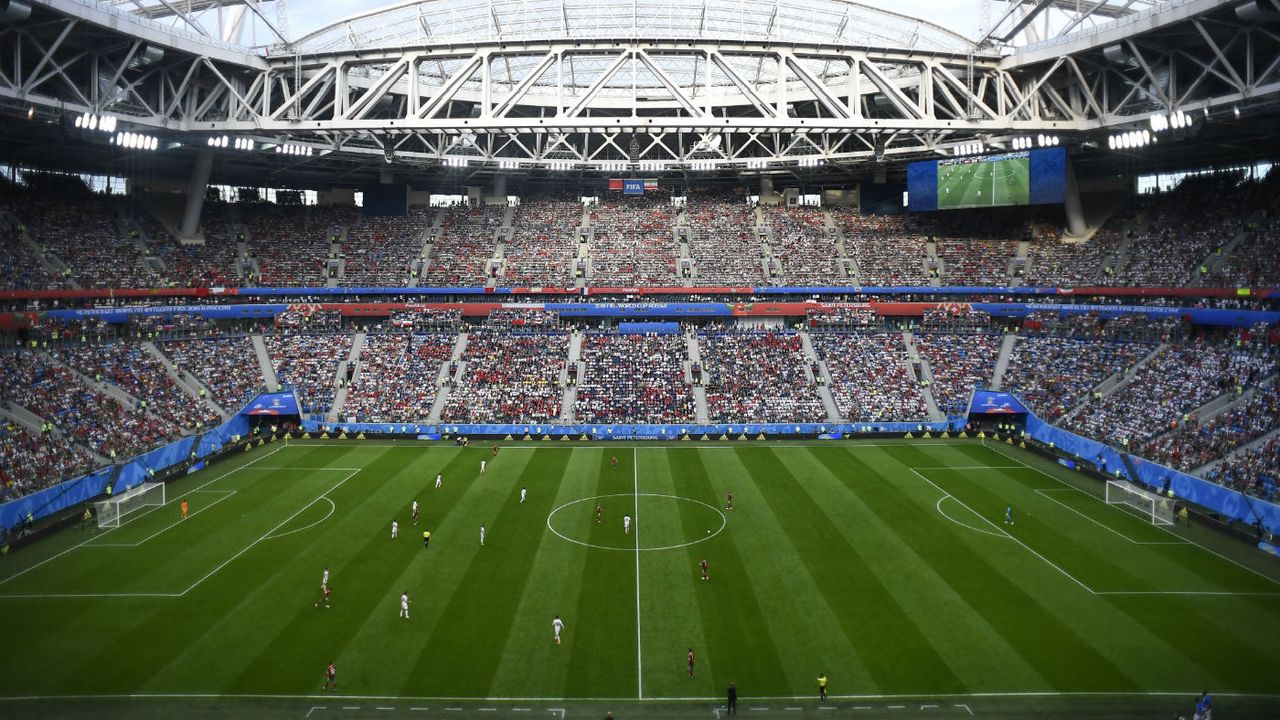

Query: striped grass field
[937,156,1030,209]
[0,439,1278,719]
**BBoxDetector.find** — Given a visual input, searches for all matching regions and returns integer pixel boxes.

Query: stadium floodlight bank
[95,482,165,529]
[1105,479,1175,526]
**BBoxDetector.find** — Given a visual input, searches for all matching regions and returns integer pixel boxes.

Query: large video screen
[907,146,1065,212]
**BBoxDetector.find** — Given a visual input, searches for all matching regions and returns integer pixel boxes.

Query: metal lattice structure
[1,0,1278,177]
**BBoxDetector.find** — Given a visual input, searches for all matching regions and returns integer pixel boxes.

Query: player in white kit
[391,520,398,539]
[623,514,632,535]
[400,591,411,619]
[520,487,527,504]
[480,459,487,475]
[435,473,442,489]
[480,524,486,546]
[553,615,565,645]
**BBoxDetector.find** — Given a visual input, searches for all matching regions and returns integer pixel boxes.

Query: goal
[1105,479,1174,525]
[96,482,166,529]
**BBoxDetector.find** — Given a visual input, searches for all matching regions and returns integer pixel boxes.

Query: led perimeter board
[907,147,1066,212]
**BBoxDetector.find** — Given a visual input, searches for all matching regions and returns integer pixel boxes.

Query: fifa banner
[0,466,113,532]
[242,392,301,416]
[968,390,1030,415]
[302,420,962,439]
[1024,412,1132,481]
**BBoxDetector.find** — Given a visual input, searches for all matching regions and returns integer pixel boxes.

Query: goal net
[96,482,165,529]
[1105,479,1174,525]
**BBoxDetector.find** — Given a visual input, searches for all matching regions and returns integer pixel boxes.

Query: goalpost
[95,482,166,529]
[1105,479,1175,526]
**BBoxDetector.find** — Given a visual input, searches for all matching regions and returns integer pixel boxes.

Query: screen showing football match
[907,146,1066,212]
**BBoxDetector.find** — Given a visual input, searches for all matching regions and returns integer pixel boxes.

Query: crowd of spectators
[53,343,216,431]
[265,334,353,414]
[0,351,175,459]
[1001,336,1150,421]
[341,333,455,422]
[486,307,560,329]
[686,195,766,284]
[936,239,1017,286]
[921,306,992,332]
[701,331,826,422]
[1065,342,1276,445]
[0,423,97,501]
[160,337,264,410]
[276,307,344,333]
[16,193,159,289]
[423,205,502,286]
[847,232,931,286]
[1204,435,1280,501]
[913,333,1002,412]
[501,198,579,286]
[442,330,568,423]
[1138,380,1280,473]
[811,332,930,421]
[587,197,677,286]
[1210,214,1280,288]
[808,307,880,330]
[342,210,431,286]
[575,333,693,423]
[246,204,355,287]
[760,205,839,285]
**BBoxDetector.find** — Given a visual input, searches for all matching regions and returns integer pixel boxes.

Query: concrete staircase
[822,210,858,283]
[428,332,470,422]
[328,332,366,421]
[1058,342,1166,424]
[2,404,52,435]
[989,333,1018,391]
[142,341,228,420]
[798,329,843,422]
[251,334,280,391]
[902,331,945,421]
[1186,215,1258,287]
[686,331,710,424]
[1195,426,1280,477]
[560,331,584,423]
[924,240,942,287]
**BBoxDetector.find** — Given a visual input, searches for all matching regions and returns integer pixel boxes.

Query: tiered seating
[833,212,928,285]
[1211,218,1280,288]
[1023,235,1117,286]
[921,306,991,332]
[1065,343,1276,445]
[687,196,764,284]
[246,205,354,287]
[341,333,455,422]
[487,308,560,330]
[587,197,675,286]
[502,198,578,286]
[0,221,59,290]
[423,206,502,286]
[0,351,174,459]
[1205,436,1280,500]
[442,331,568,423]
[1137,379,1280,473]
[811,333,929,421]
[341,210,432,286]
[575,333,692,423]
[52,343,215,430]
[808,307,879,330]
[158,203,243,287]
[914,333,1001,412]
[265,334,352,415]
[1001,337,1150,421]
[0,423,97,500]
[761,205,838,285]
[701,332,826,422]
[19,195,159,288]
[277,308,343,332]
[937,239,1016,285]
[160,338,264,410]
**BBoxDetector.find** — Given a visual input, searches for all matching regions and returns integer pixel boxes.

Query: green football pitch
[1,439,1279,720]
[938,157,1030,209]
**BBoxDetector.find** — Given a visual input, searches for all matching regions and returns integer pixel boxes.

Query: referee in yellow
[423,529,431,549]
[817,673,828,702]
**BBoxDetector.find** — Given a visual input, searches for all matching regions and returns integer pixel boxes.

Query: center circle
[546,493,727,551]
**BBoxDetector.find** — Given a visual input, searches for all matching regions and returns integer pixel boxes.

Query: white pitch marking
[955,703,974,716]
[376,707,394,711]
[911,467,1097,595]
[633,446,643,701]
[935,495,1008,538]
[545,493,726,552]
[265,496,336,540]
[342,706,360,711]
[887,705,905,709]
[86,490,237,548]
[982,440,1280,587]
[175,468,360,596]
[0,444,286,588]
[1032,489,1175,545]
[305,707,326,718]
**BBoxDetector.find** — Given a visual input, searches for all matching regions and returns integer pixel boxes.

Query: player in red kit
[687,648,696,678]
[323,662,337,690]
[726,492,733,510]
[595,503,604,524]
[611,455,618,471]
[315,584,331,608]
[700,558,709,581]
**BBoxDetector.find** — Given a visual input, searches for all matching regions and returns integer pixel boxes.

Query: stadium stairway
[1056,342,1167,425]
[686,331,711,424]
[989,333,1018,391]
[924,240,942,287]
[798,329,844,423]
[21,231,78,289]
[559,330,585,423]
[901,331,946,422]
[142,342,229,420]
[45,350,142,410]
[1196,426,1280,478]
[428,332,469,422]
[1,404,54,437]
[327,332,365,421]
[251,334,280,391]
[1186,212,1258,288]
[821,211,858,283]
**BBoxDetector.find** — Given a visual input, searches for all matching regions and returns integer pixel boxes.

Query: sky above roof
[286,0,983,42]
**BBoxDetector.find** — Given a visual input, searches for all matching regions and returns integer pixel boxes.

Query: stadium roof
[289,0,977,54]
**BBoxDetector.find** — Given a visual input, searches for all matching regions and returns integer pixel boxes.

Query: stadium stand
[264,334,353,415]
[159,338,264,410]
[423,206,502,285]
[811,332,930,421]
[502,197,580,286]
[0,422,96,501]
[913,333,1002,412]
[759,205,839,285]
[441,330,568,423]
[700,331,827,422]
[52,343,216,431]
[1136,379,1280,473]
[586,196,676,286]
[686,194,765,284]
[342,333,456,422]
[574,333,693,423]
[341,210,432,286]
[1001,336,1151,420]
